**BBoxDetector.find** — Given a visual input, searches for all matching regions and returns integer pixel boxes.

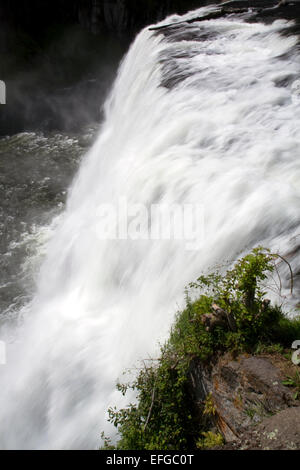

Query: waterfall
[1,5,300,449]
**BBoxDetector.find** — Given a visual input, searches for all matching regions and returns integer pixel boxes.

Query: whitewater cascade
[1,5,300,449]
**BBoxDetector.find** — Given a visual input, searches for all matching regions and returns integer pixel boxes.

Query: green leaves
[197,431,224,449]
[282,371,300,401]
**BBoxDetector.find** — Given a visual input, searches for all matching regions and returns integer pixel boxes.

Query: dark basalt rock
[0,0,211,36]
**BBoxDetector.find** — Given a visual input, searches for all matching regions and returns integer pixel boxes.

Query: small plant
[100,432,115,450]
[255,343,284,355]
[244,401,273,421]
[197,431,224,449]
[282,370,300,400]
[203,393,216,416]
[245,407,256,420]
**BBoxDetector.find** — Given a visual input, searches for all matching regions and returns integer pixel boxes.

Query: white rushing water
[1,5,300,449]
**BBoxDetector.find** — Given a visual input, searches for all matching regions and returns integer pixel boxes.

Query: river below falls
[0,127,98,317]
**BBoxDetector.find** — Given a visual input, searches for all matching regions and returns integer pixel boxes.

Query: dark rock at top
[0,0,209,36]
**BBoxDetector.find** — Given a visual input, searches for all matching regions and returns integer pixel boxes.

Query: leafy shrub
[196,431,224,449]
[203,393,216,417]
[282,370,300,400]
[102,247,300,450]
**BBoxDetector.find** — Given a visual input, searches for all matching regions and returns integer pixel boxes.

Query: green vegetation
[282,370,300,400]
[244,401,273,421]
[196,431,224,449]
[101,248,300,450]
[254,342,284,355]
[203,393,216,417]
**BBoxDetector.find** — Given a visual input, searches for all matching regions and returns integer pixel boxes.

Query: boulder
[189,353,299,449]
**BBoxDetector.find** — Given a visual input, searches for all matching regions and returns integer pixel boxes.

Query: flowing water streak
[1,6,300,449]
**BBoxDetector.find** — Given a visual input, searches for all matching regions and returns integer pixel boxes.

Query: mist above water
[0,23,128,135]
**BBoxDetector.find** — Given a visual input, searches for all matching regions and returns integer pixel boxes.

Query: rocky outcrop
[189,353,300,449]
[0,0,208,36]
[251,407,300,450]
